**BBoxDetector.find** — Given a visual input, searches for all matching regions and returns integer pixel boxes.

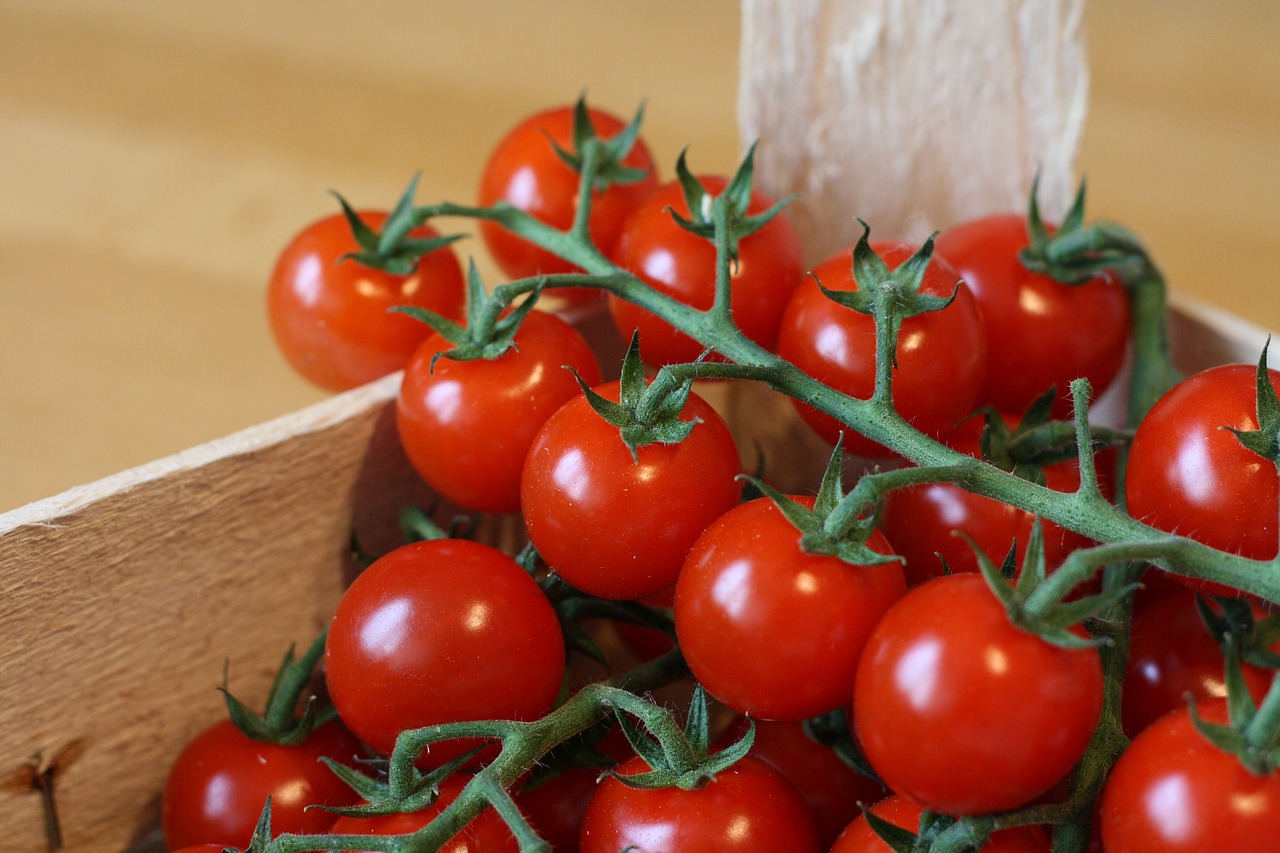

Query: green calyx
[221,630,334,746]
[1196,593,1280,670]
[333,173,464,276]
[667,142,795,264]
[552,95,653,193]
[744,435,902,568]
[1227,340,1280,464]
[974,521,1136,650]
[607,686,752,791]
[1188,634,1280,777]
[803,707,883,784]
[319,747,485,819]
[1018,175,1151,286]
[392,259,545,368]
[863,808,983,853]
[576,332,702,459]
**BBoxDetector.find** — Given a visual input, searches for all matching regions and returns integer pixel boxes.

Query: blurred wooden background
[2,0,1278,513]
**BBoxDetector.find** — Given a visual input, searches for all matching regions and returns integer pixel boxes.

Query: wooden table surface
[2,0,1278,514]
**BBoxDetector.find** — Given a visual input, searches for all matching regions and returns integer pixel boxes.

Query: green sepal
[391,260,546,368]
[575,332,701,459]
[1186,635,1280,777]
[1196,594,1280,669]
[318,746,485,818]
[221,631,334,746]
[1226,340,1280,464]
[333,174,465,276]
[861,805,920,853]
[607,687,752,791]
[551,95,653,192]
[1018,175,1149,286]
[666,143,796,263]
[803,708,884,784]
[972,522,1131,650]
[741,436,902,569]
[236,797,274,852]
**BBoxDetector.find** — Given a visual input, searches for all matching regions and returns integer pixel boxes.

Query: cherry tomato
[520,380,742,600]
[1099,699,1280,851]
[161,718,362,848]
[934,212,1130,417]
[717,716,887,849]
[328,775,518,853]
[877,415,1098,587]
[853,573,1103,815]
[396,308,602,513]
[607,176,803,366]
[577,754,821,853]
[1125,363,1280,594]
[774,241,986,458]
[829,795,1051,852]
[267,210,465,392]
[1122,585,1275,738]
[324,539,565,766]
[675,496,905,720]
[477,104,658,305]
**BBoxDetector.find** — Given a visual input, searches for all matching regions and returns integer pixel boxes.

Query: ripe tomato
[516,765,603,852]
[577,754,821,853]
[477,104,658,304]
[877,415,1097,587]
[829,795,1051,852]
[1122,585,1275,738]
[607,175,803,366]
[324,539,565,766]
[717,716,887,849]
[934,212,1130,417]
[853,573,1103,815]
[267,210,466,392]
[520,380,742,600]
[328,775,518,853]
[774,241,986,458]
[1125,363,1280,593]
[161,718,362,848]
[675,496,905,720]
[396,308,602,513]
[1099,699,1280,851]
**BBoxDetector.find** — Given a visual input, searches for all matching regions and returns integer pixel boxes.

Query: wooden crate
[0,290,1273,852]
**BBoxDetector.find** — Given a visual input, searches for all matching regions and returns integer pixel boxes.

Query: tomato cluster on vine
[167,96,1280,853]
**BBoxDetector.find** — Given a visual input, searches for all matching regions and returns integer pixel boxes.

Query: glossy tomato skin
[717,716,887,849]
[1122,585,1275,739]
[1099,699,1280,851]
[853,573,1103,815]
[774,242,986,458]
[578,754,821,853]
[477,105,658,304]
[161,718,362,848]
[328,775,517,853]
[268,210,466,392]
[324,539,565,766]
[520,380,742,600]
[878,416,1098,587]
[607,176,803,366]
[396,308,602,513]
[675,496,905,720]
[1125,363,1280,592]
[934,212,1130,417]
[830,795,1051,852]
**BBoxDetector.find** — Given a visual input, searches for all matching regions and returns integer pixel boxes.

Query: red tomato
[878,415,1098,587]
[607,176,803,366]
[1125,363,1280,593]
[1099,699,1280,851]
[161,718,362,848]
[853,573,1103,815]
[829,795,1051,852]
[477,104,658,304]
[520,380,742,600]
[267,210,466,392]
[396,308,602,513]
[774,241,987,458]
[324,539,565,766]
[675,496,905,720]
[577,754,821,853]
[934,212,1130,417]
[329,775,517,853]
[1122,585,1275,738]
[717,716,887,849]
[516,765,603,853]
